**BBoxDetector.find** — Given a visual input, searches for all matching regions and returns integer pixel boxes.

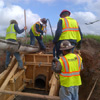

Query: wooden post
[87,78,98,100]
[24,9,27,44]
[0,90,60,100]
[49,73,60,96]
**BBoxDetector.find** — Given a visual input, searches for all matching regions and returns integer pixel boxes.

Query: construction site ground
[0,38,100,100]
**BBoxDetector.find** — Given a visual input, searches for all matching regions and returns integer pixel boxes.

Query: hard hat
[60,40,74,50]
[40,18,47,24]
[60,10,71,17]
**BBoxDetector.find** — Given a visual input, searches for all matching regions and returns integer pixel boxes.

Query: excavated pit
[0,38,100,100]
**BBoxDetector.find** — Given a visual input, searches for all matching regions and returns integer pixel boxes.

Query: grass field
[83,34,100,42]
[0,34,100,43]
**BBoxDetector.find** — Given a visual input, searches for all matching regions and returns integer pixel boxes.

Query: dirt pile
[79,38,100,100]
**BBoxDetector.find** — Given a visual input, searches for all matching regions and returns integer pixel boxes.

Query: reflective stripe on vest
[31,22,43,36]
[62,17,79,32]
[59,17,81,42]
[6,24,17,40]
[6,24,16,35]
[60,55,81,77]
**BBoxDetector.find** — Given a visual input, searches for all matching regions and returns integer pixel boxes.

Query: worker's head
[10,20,18,24]
[40,18,47,25]
[60,40,74,54]
[60,10,71,18]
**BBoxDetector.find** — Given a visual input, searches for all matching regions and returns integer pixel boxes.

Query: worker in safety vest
[29,18,47,51]
[52,40,83,100]
[53,10,83,58]
[5,20,27,69]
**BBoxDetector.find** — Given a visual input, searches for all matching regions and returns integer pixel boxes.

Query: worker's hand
[24,26,27,30]
[77,50,81,55]
[43,30,47,33]
[41,35,43,39]
[74,49,81,55]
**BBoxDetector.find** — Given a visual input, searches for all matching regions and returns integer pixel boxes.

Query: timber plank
[0,54,24,92]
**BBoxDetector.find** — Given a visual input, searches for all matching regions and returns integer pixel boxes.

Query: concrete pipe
[0,39,39,53]
[0,39,19,52]
[18,45,39,53]
[35,74,46,88]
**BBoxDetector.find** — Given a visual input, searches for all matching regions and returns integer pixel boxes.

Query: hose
[47,19,54,38]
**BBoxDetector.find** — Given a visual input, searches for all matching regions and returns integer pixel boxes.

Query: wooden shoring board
[33,65,36,87]
[0,89,60,100]
[10,66,27,84]
[0,54,24,93]
[24,53,53,91]
[49,73,60,96]
[46,66,49,92]
[0,71,26,100]
[24,53,53,63]
[0,56,16,86]
[7,84,26,100]
[25,62,51,66]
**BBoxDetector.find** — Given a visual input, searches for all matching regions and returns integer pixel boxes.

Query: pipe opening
[35,74,46,88]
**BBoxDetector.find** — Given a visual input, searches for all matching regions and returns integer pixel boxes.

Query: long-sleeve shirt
[53,19,83,49]
[14,24,24,34]
[36,24,43,35]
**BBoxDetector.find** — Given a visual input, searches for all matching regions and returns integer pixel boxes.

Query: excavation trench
[0,38,100,100]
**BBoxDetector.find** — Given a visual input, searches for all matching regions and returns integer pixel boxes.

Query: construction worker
[5,20,27,69]
[29,18,47,51]
[53,10,83,58]
[52,40,83,100]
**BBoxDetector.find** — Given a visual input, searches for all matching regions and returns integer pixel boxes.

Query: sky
[0,0,100,37]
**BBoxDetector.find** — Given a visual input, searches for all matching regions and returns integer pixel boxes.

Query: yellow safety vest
[59,53,82,87]
[59,16,81,42]
[31,22,43,36]
[5,24,17,40]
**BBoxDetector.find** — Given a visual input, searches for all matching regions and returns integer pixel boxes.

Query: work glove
[52,57,59,68]
[52,57,59,62]
[52,57,61,73]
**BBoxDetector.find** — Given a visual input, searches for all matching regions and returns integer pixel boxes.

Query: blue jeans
[35,36,46,50]
[30,30,35,45]
[5,39,23,68]
[5,51,23,68]
[59,86,79,100]
[30,29,46,50]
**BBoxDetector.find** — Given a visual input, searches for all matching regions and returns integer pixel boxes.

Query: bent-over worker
[29,18,47,51]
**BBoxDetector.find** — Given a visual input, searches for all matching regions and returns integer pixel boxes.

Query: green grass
[43,35,53,43]
[0,37,5,39]
[0,34,100,43]
[83,34,100,42]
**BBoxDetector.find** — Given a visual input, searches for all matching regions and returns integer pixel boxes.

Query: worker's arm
[36,24,43,35]
[76,26,83,49]
[14,24,25,34]
[81,62,84,70]
[52,57,62,73]
[53,20,62,44]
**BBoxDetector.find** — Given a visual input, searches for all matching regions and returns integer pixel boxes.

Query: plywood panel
[25,65,33,79]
